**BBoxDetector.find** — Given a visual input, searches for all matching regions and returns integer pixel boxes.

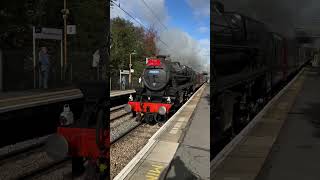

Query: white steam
[156,29,210,73]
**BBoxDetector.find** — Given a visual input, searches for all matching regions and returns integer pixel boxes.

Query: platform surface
[0,89,82,113]
[257,67,320,180]
[166,85,210,179]
[0,88,135,113]
[114,84,207,180]
[211,67,308,180]
[110,89,135,98]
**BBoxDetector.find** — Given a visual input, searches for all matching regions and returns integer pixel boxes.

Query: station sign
[121,70,129,74]
[67,25,77,35]
[120,69,134,74]
[34,27,62,40]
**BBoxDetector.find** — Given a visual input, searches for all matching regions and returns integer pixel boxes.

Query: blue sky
[166,0,210,41]
[111,0,210,72]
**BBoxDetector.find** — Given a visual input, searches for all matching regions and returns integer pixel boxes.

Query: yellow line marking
[145,164,164,180]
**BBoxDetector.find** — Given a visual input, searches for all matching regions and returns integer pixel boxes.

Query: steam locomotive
[212,1,314,150]
[125,55,207,124]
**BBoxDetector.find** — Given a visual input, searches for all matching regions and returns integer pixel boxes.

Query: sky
[111,0,210,73]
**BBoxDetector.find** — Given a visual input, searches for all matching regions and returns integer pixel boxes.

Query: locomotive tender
[126,55,207,124]
[212,1,313,151]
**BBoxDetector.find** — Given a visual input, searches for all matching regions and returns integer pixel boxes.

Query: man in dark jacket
[39,47,50,89]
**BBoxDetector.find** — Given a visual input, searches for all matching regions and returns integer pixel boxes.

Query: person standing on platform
[121,76,126,90]
[38,47,50,89]
[138,76,142,87]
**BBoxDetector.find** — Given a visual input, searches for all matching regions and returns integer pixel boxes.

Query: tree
[0,0,107,90]
[144,27,158,57]
[110,17,159,85]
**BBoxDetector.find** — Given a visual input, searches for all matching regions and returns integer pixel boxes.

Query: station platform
[0,88,82,113]
[114,84,209,180]
[0,88,135,113]
[110,89,135,98]
[166,85,210,179]
[211,66,319,180]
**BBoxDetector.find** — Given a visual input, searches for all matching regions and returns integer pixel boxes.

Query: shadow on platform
[161,156,200,180]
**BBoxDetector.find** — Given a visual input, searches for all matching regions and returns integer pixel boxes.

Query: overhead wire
[139,0,168,31]
[110,0,173,53]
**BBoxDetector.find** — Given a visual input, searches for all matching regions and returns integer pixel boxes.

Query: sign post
[32,26,63,88]
[120,70,130,90]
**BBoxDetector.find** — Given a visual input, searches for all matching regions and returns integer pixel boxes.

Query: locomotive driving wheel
[135,112,143,122]
[154,114,167,126]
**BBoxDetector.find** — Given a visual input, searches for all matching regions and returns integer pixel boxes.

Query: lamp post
[129,50,136,88]
[61,0,69,80]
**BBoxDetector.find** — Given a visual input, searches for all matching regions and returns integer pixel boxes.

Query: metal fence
[110,71,141,91]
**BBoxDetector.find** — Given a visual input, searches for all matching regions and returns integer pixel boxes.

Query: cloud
[156,29,210,72]
[197,26,209,33]
[111,0,210,72]
[186,0,210,17]
[111,0,169,31]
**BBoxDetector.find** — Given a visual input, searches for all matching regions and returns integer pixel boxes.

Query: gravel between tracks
[30,163,72,180]
[110,109,127,120]
[0,150,55,179]
[110,123,160,179]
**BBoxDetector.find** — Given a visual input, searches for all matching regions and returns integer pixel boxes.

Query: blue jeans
[39,70,49,88]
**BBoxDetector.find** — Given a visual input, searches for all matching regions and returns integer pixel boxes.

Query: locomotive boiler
[126,55,205,124]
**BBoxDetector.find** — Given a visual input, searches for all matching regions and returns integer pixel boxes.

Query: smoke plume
[156,28,210,73]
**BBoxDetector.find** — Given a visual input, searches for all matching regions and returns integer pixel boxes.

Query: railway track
[110,104,143,144]
[0,136,72,179]
[109,103,160,178]
[16,158,71,180]
[0,103,132,179]
[110,123,160,179]
[0,101,164,179]
[111,119,142,144]
[110,104,131,122]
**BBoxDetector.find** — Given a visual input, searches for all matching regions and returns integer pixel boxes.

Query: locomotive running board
[114,83,207,180]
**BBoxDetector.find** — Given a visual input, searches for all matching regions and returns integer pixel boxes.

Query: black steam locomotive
[212,1,313,152]
[126,55,206,124]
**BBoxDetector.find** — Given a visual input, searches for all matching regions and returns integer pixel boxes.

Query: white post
[119,70,121,90]
[33,26,36,88]
[129,54,132,88]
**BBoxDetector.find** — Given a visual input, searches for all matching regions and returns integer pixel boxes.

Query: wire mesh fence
[110,71,142,91]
